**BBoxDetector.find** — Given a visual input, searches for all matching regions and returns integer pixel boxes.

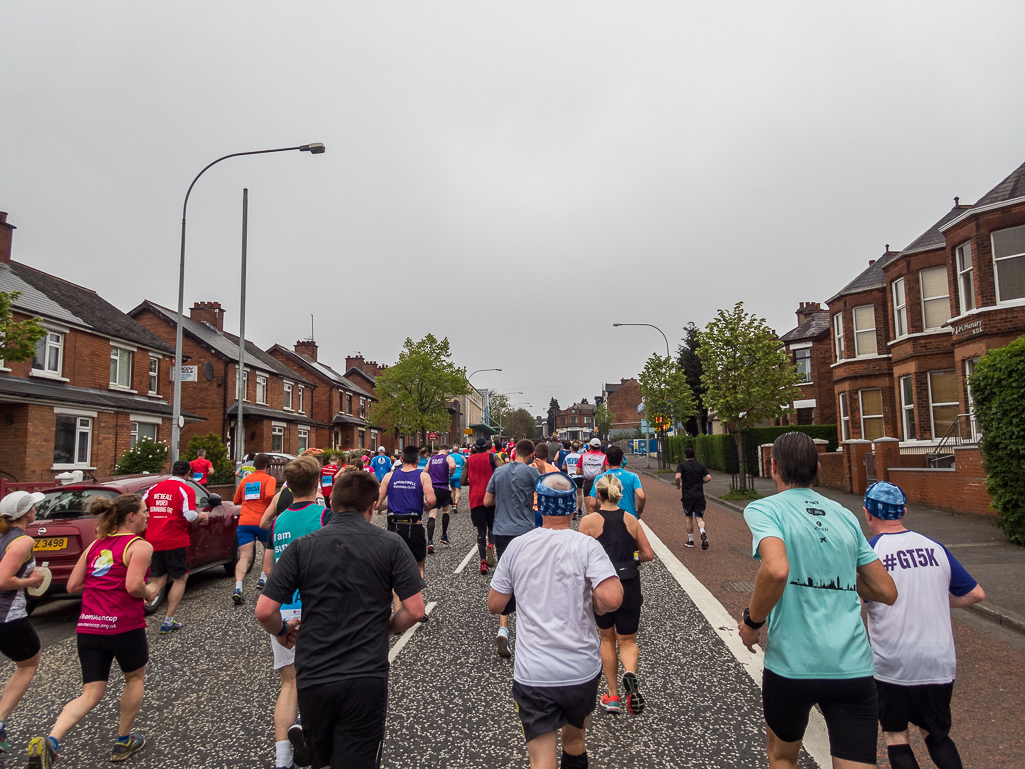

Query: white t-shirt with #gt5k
[491,527,617,687]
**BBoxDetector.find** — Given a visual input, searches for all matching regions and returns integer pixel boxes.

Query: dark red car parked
[25,474,241,614]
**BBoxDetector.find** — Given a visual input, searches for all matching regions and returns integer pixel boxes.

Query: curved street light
[467,368,502,383]
[170,143,325,461]
[612,322,671,359]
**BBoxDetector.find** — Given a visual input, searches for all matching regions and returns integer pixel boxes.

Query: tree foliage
[968,336,1025,543]
[0,291,46,363]
[182,433,234,483]
[505,408,537,439]
[371,334,469,441]
[488,392,511,430]
[594,403,614,438]
[115,438,169,475]
[676,321,706,433]
[638,354,696,468]
[547,398,560,435]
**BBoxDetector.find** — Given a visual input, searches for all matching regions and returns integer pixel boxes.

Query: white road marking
[454,544,478,574]
[640,521,830,769]
[389,601,437,663]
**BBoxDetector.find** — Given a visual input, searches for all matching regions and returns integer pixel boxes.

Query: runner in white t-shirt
[488,472,622,769]
[578,439,608,501]
[560,441,584,518]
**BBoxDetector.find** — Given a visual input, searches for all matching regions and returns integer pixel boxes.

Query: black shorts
[583,478,596,497]
[572,477,584,489]
[298,677,387,769]
[877,679,954,744]
[150,547,189,579]
[594,577,642,635]
[0,617,41,663]
[512,673,601,743]
[762,669,878,765]
[387,521,427,563]
[470,505,495,531]
[430,487,453,510]
[77,628,149,683]
[682,497,706,517]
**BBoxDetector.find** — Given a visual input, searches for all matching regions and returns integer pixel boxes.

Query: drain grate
[723,581,756,592]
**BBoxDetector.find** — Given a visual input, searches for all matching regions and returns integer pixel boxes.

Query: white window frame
[371,430,378,450]
[991,224,1025,304]
[242,369,250,402]
[148,356,159,395]
[283,381,294,411]
[965,358,981,440]
[297,426,310,453]
[359,397,366,419]
[956,241,975,315]
[927,369,959,440]
[33,330,65,377]
[858,388,885,441]
[109,345,133,390]
[892,278,908,339]
[256,375,268,405]
[793,345,812,383]
[346,393,353,415]
[919,267,951,330]
[833,313,845,361]
[271,422,285,453]
[852,305,877,357]
[298,386,305,414]
[899,374,916,441]
[131,420,158,447]
[53,413,93,469]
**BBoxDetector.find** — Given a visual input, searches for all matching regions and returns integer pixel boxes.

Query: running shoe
[685,540,695,548]
[159,619,183,635]
[439,534,451,546]
[496,627,512,658]
[622,672,646,715]
[26,737,56,769]
[256,577,266,590]
[0,722,7,752]
[480,559,489,575]
[600,694,621,714]
[427,541,435,555]
[110,733,146,762]
[701,531,709,550]
[232,588,245,605]
[485,544,496,568]
[288,717,309,767]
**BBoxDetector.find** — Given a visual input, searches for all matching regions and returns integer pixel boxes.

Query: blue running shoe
[110,733,145,762]
[159,619,183,635]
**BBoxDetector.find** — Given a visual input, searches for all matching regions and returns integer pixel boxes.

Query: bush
[182,433,234,485]
[115,438,169,475]
[969,337,1025,543]
[665,426,838,474]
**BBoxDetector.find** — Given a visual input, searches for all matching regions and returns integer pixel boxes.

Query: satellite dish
[204,361,215,381]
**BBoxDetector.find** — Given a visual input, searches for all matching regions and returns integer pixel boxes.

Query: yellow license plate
[33,538,67,552]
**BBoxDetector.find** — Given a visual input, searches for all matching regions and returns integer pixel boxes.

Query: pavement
[636,460,1025,634]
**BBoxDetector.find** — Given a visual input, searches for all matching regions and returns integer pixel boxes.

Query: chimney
[346,354,365,374]
[0,212,14,265]
[189,301,225,332]
[868,259,876,266]
[294,339,318,361]
[795,301,822,325]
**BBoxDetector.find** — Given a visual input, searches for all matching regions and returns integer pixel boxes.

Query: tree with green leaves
[594,402,614,439]
[505,408,537,439]
[546,398,560,436]
[488,391,511,431]
[968,336,1025,543]
[676,321,706,434]
[182,433,234,484]
[0,291,46,363]
[638,354,696,469]
[697,302,802,489]
[371,334,469,444]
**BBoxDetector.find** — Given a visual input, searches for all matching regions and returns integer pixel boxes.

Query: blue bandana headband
[864,481,906,520]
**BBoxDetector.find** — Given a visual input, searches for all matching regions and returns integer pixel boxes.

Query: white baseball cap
[377,446,386,453]
[0,491,45,520]
[589,438,601,447]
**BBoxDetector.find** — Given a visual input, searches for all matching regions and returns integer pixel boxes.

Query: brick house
[130,300,323,459]
[603,378,642,437]
[267,342,384,452]
[780,303,835,426]
[556,401,595,441]
[0,212,195,481]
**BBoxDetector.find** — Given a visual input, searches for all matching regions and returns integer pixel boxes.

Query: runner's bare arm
[255,594,300,648]
[482,491,496,506]
[630,518,655,563]
[634,487,646,517]
[739,536,789,652]
[592,575,624,615]
[460,463,468,486]
[389,591,425,634]
[422,472,436,509]
[377,473,391,513]
[703,474,711,483]
[124,540,156,600]
[0,537,46,591]
[259,491,283,529]
[856,558,897,605]
[950,583,985,608]
[487,587,512,615]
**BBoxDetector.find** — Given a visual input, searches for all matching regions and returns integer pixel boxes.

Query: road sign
[463,428,472,435]
[427,432,440,440]
[640,419,648,432]
[171,365,198,382]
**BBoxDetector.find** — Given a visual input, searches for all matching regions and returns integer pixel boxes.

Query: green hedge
[665,426,838,474]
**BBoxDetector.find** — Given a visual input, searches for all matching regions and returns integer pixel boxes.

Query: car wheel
[223,537,239,576]
[144,582,168,616]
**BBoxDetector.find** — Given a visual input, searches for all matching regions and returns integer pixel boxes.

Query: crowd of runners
[0,429,987,769]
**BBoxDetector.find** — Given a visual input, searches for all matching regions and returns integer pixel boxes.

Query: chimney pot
[0,212,13,264]
[189,301,225,332]
[869,259,876,266]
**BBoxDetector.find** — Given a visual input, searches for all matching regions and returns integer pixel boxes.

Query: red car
[25,474,241,614]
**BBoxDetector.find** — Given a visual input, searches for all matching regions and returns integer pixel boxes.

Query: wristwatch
[275,623,290,637]
[743,607,766,630]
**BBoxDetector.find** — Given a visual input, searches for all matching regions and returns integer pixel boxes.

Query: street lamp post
[614,322,672,468]
[464,368,501,442]
[170,143,325,462]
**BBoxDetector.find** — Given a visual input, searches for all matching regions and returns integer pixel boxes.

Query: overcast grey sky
[3,2,1023,416]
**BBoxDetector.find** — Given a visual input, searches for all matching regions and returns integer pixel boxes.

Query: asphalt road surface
[5,478,1020,768]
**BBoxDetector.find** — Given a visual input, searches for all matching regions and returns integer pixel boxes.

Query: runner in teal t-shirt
[585,446,645,517]
[448,449,466,507]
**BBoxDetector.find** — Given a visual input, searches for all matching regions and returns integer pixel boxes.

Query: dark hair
[402,445,420,465]
[533,442,549,459]
[685,447,695,459]
[516,438,535,458]
[171,460,191,476]
[605,445,624,466]
[331,470,379,513]
[92,494,144,539]
[563,441,570,449]
[253,453,269,471]
[283,455,320,497]
[771,432,819,487]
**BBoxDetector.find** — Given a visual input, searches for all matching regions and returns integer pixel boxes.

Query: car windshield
[34,489,118,520]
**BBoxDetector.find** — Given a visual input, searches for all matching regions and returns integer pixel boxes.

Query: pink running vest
[77,534,147,635]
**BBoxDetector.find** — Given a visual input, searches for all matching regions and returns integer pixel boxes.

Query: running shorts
[150,547,189,579]
[387,521,427,562]
[271,609,302,670]
[449,479,461,490]
[583,478,596,498]
[298,677,387,769]
[682,497,706,517]
[237,524,270,546]
[0,617,40,663]
[877,679,954,745]
[762,669,878,765]
[594,577,642,635]
[572,476,584,489]
[77,628,149,683]
[512,673,601,743]
[430,487,453,510]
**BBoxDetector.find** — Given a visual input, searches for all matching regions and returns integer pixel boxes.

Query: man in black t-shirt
[674,447,712,550]
[256,471,424,769]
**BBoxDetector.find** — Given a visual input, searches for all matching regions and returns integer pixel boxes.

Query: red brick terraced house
[779,303,836,427]
[603,379,643,438]
[268,343,383,453]
[130,300,323,460]
[556,402,595,442]
[0,212,200,481]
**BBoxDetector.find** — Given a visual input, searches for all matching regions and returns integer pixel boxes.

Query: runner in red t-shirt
[189,449,214,486]
[142,460,208,634]
[319,456,340,511]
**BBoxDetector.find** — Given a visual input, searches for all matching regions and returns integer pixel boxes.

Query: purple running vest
[427,454,451,489]
[387,468,425,519]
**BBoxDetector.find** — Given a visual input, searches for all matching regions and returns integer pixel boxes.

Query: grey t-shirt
[487,461,540,536]
[262,511,424,688]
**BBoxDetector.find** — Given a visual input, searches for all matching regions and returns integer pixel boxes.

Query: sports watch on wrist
[275,622,290,637]
[743,607,766,630]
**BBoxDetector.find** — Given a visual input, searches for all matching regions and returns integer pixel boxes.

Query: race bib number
[192,472,203,482]
[244,480,262,501]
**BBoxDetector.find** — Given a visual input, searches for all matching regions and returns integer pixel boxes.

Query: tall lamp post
[170,143,325,462]
[465,368,501,442]
[613,322,672,468]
